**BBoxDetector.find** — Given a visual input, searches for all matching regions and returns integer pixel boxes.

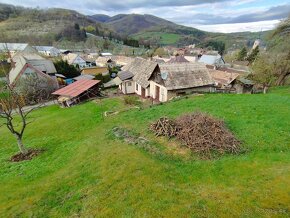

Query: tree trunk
[15,135,28,155]
[275,72,290,86]
[263,86,269,94]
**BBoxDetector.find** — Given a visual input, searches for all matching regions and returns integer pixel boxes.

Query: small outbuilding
[114,71,135,94]
[52,80,100,107]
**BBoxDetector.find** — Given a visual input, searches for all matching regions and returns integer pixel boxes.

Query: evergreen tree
[237,47,247,61]
[247,46,259,64]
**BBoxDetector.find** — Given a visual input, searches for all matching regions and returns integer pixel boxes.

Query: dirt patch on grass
[10,149,44,162]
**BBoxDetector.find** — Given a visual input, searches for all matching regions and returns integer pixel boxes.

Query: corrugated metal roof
[198,54,225,65]
[0,43,29,51]
[52,80,100,98]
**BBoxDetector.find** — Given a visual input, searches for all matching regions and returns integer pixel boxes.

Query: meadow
[0,87,289,217]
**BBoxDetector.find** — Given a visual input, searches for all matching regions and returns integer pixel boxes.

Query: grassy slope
[0,87,289,217]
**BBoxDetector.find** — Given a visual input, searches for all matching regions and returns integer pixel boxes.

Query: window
[136,84,138,91]
[128,82,132,86]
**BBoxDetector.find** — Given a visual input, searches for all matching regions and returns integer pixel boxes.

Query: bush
[124,96,140,106]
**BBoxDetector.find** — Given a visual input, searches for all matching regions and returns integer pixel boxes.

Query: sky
[1,0,289,33]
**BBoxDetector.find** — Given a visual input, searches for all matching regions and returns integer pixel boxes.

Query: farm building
[0,43,36,57]
[122,58,159,98]
[230,78,255,94]
[52,80,100,107]
[209,69,254,94]
[9,52,59,92]
[33,46,61,57]
[81,67,108,76]
[150,63,215,102]
[209,69,240,92]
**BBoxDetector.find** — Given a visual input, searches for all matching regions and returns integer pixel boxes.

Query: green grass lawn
[132,32,181,45]
[0,87,289,217]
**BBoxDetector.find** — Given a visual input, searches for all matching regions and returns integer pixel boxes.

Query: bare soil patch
[10,149,44,162]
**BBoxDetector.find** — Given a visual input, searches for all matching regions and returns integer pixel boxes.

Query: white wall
[120,81,135,94]
[74,56,86,68]
[149,81,168,102]
[135,83,142,96]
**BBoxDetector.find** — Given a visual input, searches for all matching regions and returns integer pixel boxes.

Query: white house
[33,46,61,57]
[0,43,36,57]
[9,52,59,91]
[121,58,159,98]
[63,53,87,68]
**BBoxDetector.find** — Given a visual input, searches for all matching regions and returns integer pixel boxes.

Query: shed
[115,71,135,94]
[52,80,100,107]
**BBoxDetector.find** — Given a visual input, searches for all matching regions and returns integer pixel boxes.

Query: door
[155,86,160,101]
[141,87,146,98]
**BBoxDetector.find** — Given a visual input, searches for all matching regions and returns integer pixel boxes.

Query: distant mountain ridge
[0,3,268,49]
[89,14,182,35]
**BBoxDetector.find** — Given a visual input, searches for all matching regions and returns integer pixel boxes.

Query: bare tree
[0,44,52,155]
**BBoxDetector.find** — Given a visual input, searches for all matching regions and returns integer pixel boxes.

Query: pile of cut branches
[149,112,241,158]
[149,117,179,138]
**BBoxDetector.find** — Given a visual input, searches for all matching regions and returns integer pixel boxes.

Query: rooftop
[159,63,214,90]
[52,80,100,98]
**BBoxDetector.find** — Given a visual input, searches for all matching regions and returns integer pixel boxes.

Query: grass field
[132,32,181,45]
[0,87,289,217]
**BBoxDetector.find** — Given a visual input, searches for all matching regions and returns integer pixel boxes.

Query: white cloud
[194,20,281,33]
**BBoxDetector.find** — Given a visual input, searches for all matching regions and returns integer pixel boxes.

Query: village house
[198,54,225,67]
[121,58,159,98]
[52,79,100,107]
[62,53,87,68]
[33,46,61,57]
[167,55,190,63]
[150,63,215,102]
[0,43,36,57]
[81,67,108,76]
[100,52,113,57]
[73,75,95,81]
[95,56,114,67]
[8,52,59,92]
[152,55,169,63]
[96,56,134,68]
[184,56,197,63]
